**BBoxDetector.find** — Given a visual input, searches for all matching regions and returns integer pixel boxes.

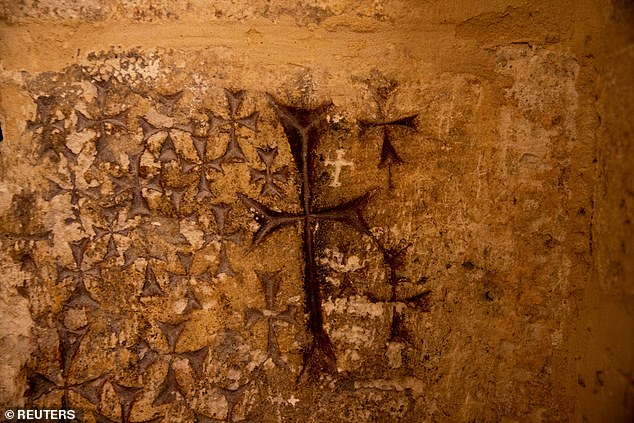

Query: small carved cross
[202,204,243,277]
[27,368,107,412]
[91,206,134,260]
[207,89,258,168]
[248,146,289,197]
[139,116,193,163]
[245,271,295,369]
[27,96,74,163]
[168,252,211,314]
[359,114,417,188]
[57,238,100,310]
[75,81,128,164]
[111,152,163,219]
[47,169,99,228]
[123,241,168,297]
[181,135,222,200]
[134,321,208,407]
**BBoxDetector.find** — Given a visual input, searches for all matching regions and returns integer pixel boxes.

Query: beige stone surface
[0,1,632,422]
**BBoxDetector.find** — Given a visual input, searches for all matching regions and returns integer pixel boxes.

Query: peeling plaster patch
[180,220,204,249]
[66,131,93,154]
[0,279,33,405]
[79,80,97,103]
[386,342,404,368]
[145,107,175,128]
[330,324,374,346]
[323,295,384,318]
[318,247,364,272]
[354,377,425,396]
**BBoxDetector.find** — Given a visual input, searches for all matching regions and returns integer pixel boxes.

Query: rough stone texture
[0,1,632,422]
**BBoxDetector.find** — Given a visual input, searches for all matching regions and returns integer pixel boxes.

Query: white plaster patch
[180,219,204,249]
[323,295,384,318]
[318,247,364,273]
[386,342,404,368]
[330,324,374,346]
[173,298,188,314]
[79,80,97,103]
[65,131,93,154]
[145,107,175,128]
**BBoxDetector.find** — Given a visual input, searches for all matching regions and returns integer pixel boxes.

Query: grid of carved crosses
[11,73,430,422]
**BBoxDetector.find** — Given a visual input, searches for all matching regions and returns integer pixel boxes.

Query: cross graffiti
[75,81,128,164]
[27,95,73,163]
[207,89,258,168]
[202,203,243,277]
[245,271,296,369]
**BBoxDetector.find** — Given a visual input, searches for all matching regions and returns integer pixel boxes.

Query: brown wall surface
[0,1,632,422]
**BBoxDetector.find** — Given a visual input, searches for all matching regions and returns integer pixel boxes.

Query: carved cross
[27,96,74,163]
[75,81,128,164]
[134,321,208,407]
[202,204,243,277]
[207,89,258,168]
[47,169,99,229]
[92,206,134,260]
[111,152,163,219]
[248,146,289,197]
[245,271,295,369]
[139,116,193,163]
[57,238,100,310]
[168,252,211,314]
[27,368,107,413]
[123,242,167,298]
[138,90,194,163]
[375,238,431,343]
[181,135,222,200]
[359,114,417,188]
[240,96,372,378]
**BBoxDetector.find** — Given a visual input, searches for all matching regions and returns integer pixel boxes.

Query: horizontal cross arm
[238,194,304,246]
[311,192,372,235]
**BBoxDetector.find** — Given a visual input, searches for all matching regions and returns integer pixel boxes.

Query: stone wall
[0,1,631,422]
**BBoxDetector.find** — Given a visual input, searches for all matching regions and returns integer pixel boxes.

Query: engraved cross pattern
[135,321,208,407]
[27,96,74,163]
[57,238,101,310]
[202,204,243,277]
[207,89,258,169]
[359,91,417,188]
[245,271,295,369]
[75,81,128,164]
[240,96,371,378]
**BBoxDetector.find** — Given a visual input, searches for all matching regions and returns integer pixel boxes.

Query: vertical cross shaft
[240,96,371,378]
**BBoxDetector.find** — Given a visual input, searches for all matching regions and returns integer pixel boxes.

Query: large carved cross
[239,96,371,378]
